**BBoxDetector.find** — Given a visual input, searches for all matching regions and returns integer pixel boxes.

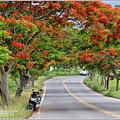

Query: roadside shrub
[104,90,114,97]
[84,77,120,99]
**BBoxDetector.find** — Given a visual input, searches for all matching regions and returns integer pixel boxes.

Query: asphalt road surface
[29,76,120,120]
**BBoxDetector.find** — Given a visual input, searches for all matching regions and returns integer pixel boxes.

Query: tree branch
[8,63,13,72]
[33,8,56,20]
[26,31,39,46]
[0,67,5,74]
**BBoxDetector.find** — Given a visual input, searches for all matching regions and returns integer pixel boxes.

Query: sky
[102,1,120,7]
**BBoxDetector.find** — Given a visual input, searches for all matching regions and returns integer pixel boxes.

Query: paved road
[29,76,120,119]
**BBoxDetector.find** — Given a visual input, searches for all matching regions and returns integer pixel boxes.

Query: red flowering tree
[0,15,40,101]
[0,1,83,101]
[77,1,120,91]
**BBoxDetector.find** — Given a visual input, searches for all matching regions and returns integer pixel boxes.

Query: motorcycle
[27,89,42,111]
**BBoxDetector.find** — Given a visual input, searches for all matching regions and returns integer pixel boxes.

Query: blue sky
[102,1,120,7]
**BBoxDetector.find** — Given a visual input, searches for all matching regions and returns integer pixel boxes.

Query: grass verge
[84,77,120,99]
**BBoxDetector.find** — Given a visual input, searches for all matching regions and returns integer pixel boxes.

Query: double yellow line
[63,79,120,118]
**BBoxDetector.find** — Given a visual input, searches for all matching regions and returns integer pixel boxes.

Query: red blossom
[40,54,44,58]
[118,33,120,39]
[82,10,88,17]
[42,50,48,56]
[32,40,38,45]
[18,51,30,59]
[11,18,16,24]
[18,52,24,59]
[98,50,108,55]
[117,24,120,29]
[1,3,8,8]
[14,34,22,39]
[87,6,95,12]
[28,45,34,50]
[53,2,60,9]
[4,30,11,36]
[69,58,73,62]
[118,62,120,66]
[28,61,34,68]
[22,15,32,22]
[0,16,4,21]
[86,57,90,62]
[108,48,117,56]
[6,18,10,22]
[10,12,18,17]
[26,23,33,29]
[99,16,108,24]
[24,54,30,59]
[71,8,77,14]
[93,41,98,46]
[12,41,25,49]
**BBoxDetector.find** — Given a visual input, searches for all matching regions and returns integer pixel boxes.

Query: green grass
[84,77,106,93]
[110,79,117,90]
[8,78,17,94]
[0,92,31,119]
[47,67,80,76]
[84,77,120,99]
[0,68,80,119]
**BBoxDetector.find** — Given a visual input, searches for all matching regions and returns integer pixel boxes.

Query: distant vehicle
[80,70,89,76]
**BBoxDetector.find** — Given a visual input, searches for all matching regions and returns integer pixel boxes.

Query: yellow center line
[63,79,120,118]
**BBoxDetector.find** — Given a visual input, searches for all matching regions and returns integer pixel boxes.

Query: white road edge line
[40,81,47,106]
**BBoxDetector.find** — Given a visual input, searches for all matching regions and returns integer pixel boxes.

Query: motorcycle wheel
[27,103,35,111]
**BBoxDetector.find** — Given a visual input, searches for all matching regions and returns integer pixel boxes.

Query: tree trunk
[89,70,93,81]
[0,80,1,93]
[25,75,34,89]
[116,77,119,91]
[32,79,34,88]
[104,76,107,88]
[90,71,95,81]
[89,71,93,81]
[57,66,59,75]
[97,73,100,82]
[101,74,104,86]
[93,72,96,81]
[15,70,30,97]
[0,68,10,104]
[106,76,110,90]
[14,78,19,87]
[109,63,120,91]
